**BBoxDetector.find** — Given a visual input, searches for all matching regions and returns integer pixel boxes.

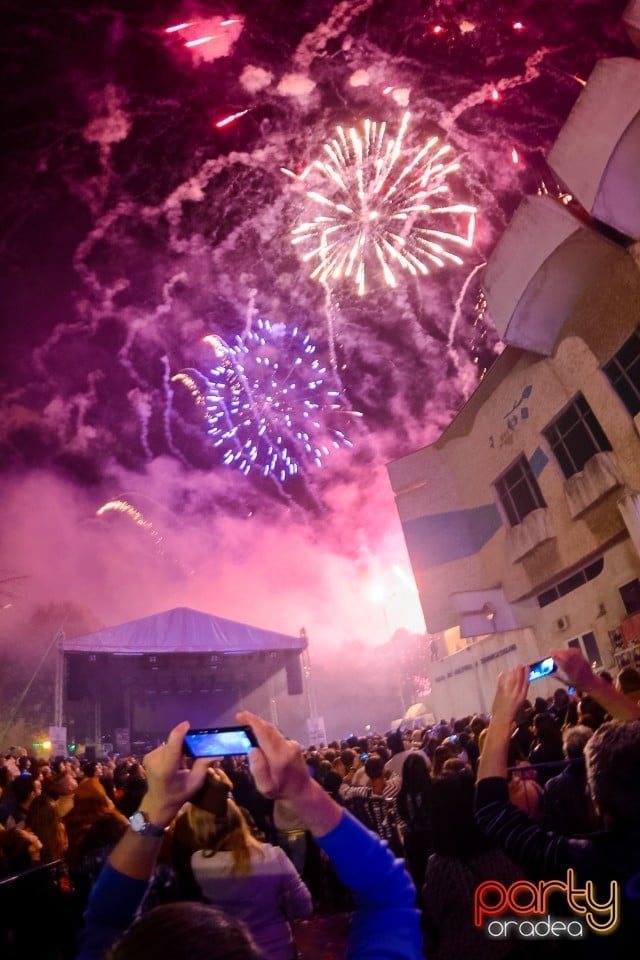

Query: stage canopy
[57,608,307,742]
[60,606,306,656]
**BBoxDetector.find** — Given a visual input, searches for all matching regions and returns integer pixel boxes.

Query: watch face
[129,811,146,832]
[129,810,166,836]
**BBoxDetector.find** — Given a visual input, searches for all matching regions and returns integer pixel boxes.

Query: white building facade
[388,52,640,718]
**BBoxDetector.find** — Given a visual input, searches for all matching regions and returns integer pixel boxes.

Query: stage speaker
[285,654,304,696]
[84,745,96,762]
[66,653,107,700]
[66,654,85,701]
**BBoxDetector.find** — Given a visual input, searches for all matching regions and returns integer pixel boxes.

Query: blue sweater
[77,811,422,960]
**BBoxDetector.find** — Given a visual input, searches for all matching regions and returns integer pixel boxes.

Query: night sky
[0,0,635,658]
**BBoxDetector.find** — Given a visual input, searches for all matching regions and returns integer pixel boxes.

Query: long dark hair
[25,794,66,863]
[430,768,492,859]
[400,753,432,793]
[398,753,432,826]
[532,712,562,747]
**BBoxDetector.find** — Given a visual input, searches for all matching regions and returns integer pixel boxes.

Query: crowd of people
[1,648,640,959]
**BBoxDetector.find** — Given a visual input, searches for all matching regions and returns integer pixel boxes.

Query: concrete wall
[423,627,548,719]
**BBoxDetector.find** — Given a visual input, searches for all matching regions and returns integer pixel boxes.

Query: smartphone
[360,753,370,761]
[183,725,257,758]
[528,657,557,683]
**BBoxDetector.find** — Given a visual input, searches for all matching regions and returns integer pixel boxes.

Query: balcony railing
[564,450,623,519]
[505,506,555,562]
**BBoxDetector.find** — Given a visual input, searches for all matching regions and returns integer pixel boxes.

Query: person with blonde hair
[76,715,422,960]
[187,797,312,960]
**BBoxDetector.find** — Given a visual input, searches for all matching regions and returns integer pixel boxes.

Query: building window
[568,632,602,668]
[494,455,546,527]
[542,393,612,479]
[604,329,640,416]
[536,557,604,607]
[619,578,640,616]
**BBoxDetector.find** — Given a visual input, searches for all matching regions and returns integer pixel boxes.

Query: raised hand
[141,721,210,828]
[236,710,310,801]
[550,647,640,720]
[549,647,594,691]
[236,710,342,837]
[490,665,530,725]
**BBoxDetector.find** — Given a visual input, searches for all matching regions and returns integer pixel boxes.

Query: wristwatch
[129,810,167,838]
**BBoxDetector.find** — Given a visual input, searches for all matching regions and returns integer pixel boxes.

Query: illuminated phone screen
[183,726,257,758]
[528,657,557,683]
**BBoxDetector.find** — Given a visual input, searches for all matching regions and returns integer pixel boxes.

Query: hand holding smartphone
[528,657,557,683]
[527,656,571,686]
[183,725,257,759]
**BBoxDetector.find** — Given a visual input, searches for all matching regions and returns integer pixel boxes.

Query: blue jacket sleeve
[76,862,149,960]
[77,812,422,960]
[317,811,422,960]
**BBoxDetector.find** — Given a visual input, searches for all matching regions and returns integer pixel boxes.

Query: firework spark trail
[200,319,355,483]
[162,145,283,256]
[164,15,244,62]
[69,369,104,442]
[243,288,260,338]
[156,272,190,319]
[290,112,476,296]
[161,355,190,465]
[185,35,219,49]
[67,139,291,471]
[165,22,197,33]
[320,279,340,374]
[446,260,487,362]
[73,141,284,321]
[32,319,89,379]
[67,24,509,474]
[215,109,250,128]
[73,201,137,296]
[112,274,193,415]
[293,0,376,69]
[171,372,207,406]
[96,499,164,547]
[439,47,556,130]
[128,389,153,460]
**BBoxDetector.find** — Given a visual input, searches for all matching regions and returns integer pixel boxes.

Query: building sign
[306,717,327,746]
[489,385,533,449]
[114,727,131,756]
[48,726,67,757]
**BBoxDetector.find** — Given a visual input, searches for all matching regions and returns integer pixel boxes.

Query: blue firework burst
[202,319,354,481]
